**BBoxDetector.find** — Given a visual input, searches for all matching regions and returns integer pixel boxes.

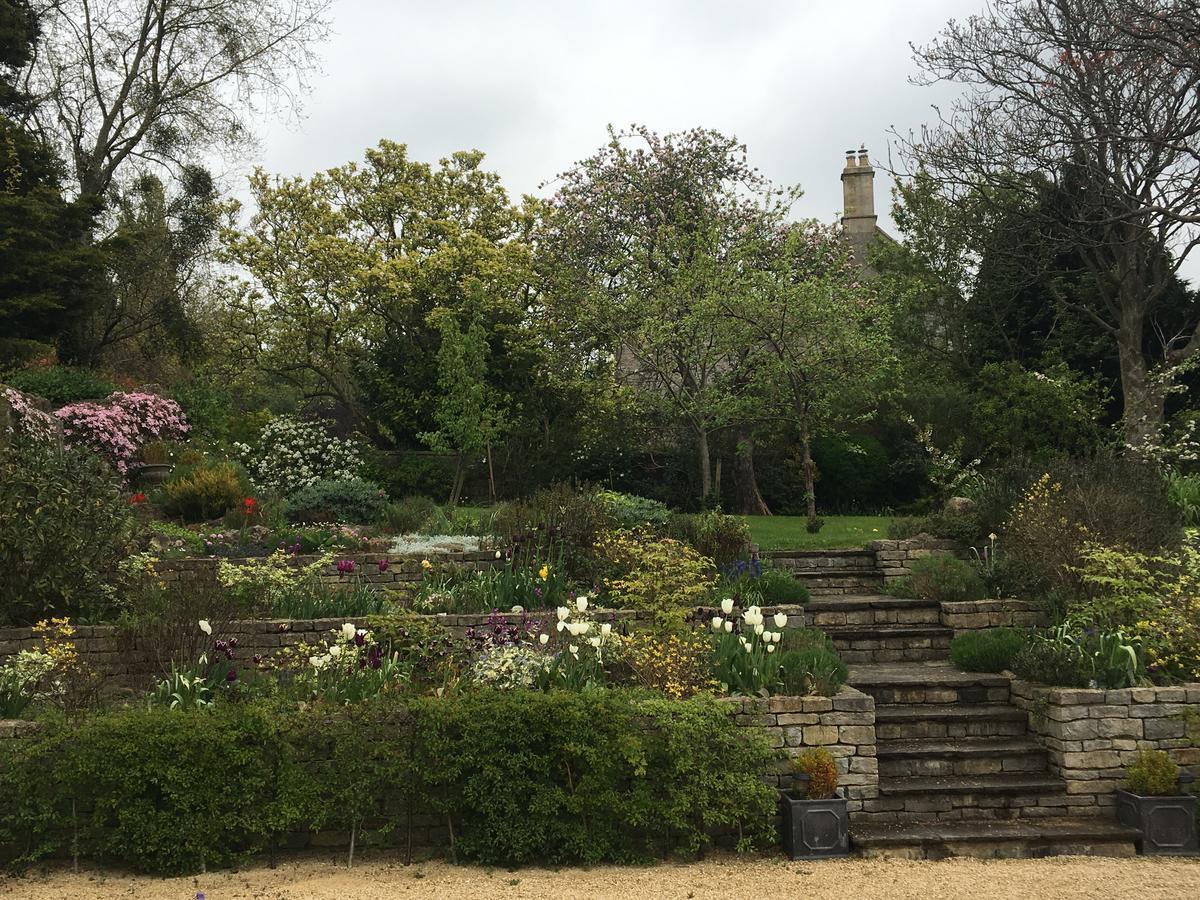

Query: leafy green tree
[222,141,552,452]
[420,312,509,505]
[0,0,107,366]
[897,0,1200,453]
[727,223,894,521]
[541,125,791,503]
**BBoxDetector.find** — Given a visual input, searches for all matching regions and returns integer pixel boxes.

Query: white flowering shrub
[234,416,362,497]
[470,644,550,689]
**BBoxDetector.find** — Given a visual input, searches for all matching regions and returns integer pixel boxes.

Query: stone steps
[852,818,1140,859]
[878,738,1048,777]
[826,626,953,664]
[849,664,1012,706]
[876,704,1029,740]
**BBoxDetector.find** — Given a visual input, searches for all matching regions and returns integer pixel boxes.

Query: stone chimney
[841,146,877,267]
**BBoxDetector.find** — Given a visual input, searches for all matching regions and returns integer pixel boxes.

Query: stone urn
[136,463,173,487]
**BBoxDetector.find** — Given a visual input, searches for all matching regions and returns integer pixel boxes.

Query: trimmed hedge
[949,628,1028,673]
[0,690,777,873]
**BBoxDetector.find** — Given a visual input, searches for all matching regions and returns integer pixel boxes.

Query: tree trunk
[486,442,497,503]
[448,453,466,507]
[734,432,771,515]
[1117,310,1166,454]
[800,422,817,521]
[696,426,712,503]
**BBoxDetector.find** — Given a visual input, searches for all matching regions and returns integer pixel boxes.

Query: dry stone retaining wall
[1011,679,1200,816]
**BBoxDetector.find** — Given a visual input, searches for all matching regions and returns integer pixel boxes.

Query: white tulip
[767,644,776,654]
[556,606,570,621]
[511,605,524,614]
[724,621,733,633]
[774,612,788,629]
[495,550,502,559]
[720,598,734,615]
[341,623,356,641]
[754,623,764,635]
[329,645,342,657]
[588,637,601,648]
[198,620,212,635]
[568,644,579,656]
[309,655,323,668]
[576,595,589,613]
[711,616,723,632]
[744,643,753,653]
[539,633,550,645]
[557,621,566,632]
[600,623,612,636]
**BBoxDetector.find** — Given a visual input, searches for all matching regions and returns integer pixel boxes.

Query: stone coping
[1010,678,1200,707]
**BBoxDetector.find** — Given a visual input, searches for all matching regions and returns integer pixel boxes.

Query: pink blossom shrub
[3,387,59,443]
[56,391,190,476]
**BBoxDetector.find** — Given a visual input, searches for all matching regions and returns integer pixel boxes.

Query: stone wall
[865,538,962,589]
[721,686,879,818]
[156,549,502,599]
[1011,679,1200,816]
[940,599,1050,634]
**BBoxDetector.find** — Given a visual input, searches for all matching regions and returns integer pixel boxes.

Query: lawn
[741,514,893,550]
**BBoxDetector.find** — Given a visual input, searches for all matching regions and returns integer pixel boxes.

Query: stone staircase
[766,549,884,596]
[775,553,1141,858]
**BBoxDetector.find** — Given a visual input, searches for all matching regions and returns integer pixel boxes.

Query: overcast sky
[247,0,976,236]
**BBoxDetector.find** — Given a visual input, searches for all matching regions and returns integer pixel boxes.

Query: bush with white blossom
[234,415,362,497]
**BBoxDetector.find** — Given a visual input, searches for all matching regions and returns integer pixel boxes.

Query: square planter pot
[779,789,850,859]
[1115,789,1198,856]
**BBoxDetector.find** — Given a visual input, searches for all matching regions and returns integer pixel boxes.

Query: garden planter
[779,789,850,859]
[1115,789,1198,855]
[136,463,173,486]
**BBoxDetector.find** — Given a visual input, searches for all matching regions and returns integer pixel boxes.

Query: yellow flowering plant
[597,530,714,628]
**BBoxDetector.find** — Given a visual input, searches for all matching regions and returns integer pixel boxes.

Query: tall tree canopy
[896,0,1200,453]
[541,125,796,502]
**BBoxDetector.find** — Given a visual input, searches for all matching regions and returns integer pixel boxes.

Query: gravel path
[3,854,1199,900]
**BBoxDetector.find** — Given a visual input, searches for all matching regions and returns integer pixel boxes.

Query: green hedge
[0,690,777,873]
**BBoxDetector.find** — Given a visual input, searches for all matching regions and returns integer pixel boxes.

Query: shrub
[892,554,986,603]
[889,510,983,544]
[949,628,1028,673]
[723,560,810,605]
[993,455,1181,600]
[160,461,248,522]
[285,478,388,524]
[1166,471,1200,527]
[792,747,838,800]
[620,630,716,698]
[810,433,891,513]
[1124,749,1181,796]
[1011,625,1141,689]
[0,438,134,624]
[492,483,615,581]
[805,516,824,534]
[596,490,673,531]
[779,627,836,654]
[667,510,750,569]
[6,366,118,405]
[56,391,191,477]
[235,416,363,497]
[598,531,714,628]
[0,691,779,873]
[777,647,848,696]
[381,495,438,532]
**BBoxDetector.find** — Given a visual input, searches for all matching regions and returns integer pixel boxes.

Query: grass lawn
[742,514,892,550]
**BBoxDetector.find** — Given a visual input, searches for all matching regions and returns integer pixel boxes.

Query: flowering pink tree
[56,391,190,476]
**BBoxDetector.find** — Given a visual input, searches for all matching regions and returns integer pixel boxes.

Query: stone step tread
[881,774,1064,796]
[763,549,873,558]
[824,625,952,639]
[878,738,1046,759]
[806,595,940,611]
[849,664,1009,688]
[852,817,1141,847]
[876,704,1028,723]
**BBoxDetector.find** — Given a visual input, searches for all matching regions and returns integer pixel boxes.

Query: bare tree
[895,0,1200,452]
[18,0,331,199]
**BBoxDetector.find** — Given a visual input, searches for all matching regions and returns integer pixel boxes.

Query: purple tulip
[226,669,237,683]
[378,558,390,573]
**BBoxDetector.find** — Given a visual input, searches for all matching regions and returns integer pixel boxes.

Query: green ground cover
[741,515,892,551]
